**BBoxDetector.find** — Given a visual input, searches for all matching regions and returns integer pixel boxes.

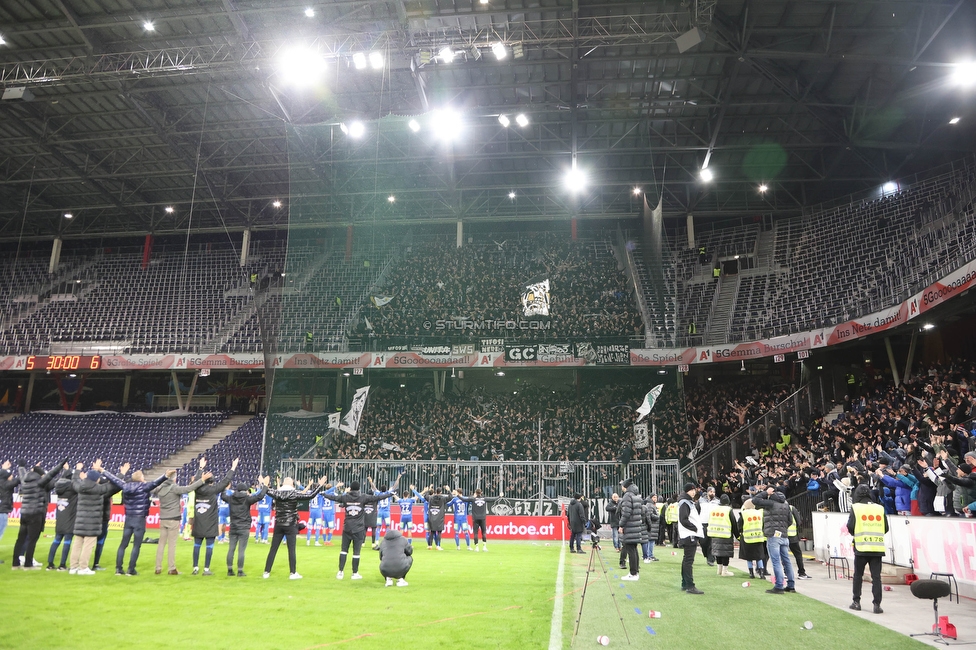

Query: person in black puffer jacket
[323,473,402,581]
[420,486,451,551]
[191,457,238,575]
[71,462,119,574]
[47,467,79,570]
[567,494,587,554]
[13,457,67,569]
[223,477,268,576]
[617,479,644,579]
[0,460,20,564]
[263,475,327,579]
[92,475,122,571]
[103,462,168,576]
[752,486,796,594]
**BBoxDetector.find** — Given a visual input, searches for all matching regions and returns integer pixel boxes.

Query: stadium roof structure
[0,0,974,241]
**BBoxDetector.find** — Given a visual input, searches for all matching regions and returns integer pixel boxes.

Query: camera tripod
[570,538,631,646]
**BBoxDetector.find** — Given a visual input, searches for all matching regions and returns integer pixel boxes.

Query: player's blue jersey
[218,494,230,516]
[398,496,416,520]
[322,488,336,515]
[308,493,325,516]
[448,497,468,520]
[256,494,272,519]
[377,494,392,516]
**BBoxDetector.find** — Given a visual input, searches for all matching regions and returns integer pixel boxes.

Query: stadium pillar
[335,370,344,407]
[24,372,36,413]
[185,371,199,410]
[904,330,918,383]
[170,371,184,410]
[49,237,63,274]
[686,214,695,249]
[240,229,251,267]
[345,225,353,262]
[122,373,131,407]
[456,221,463,248]
[226,372,235,409]
[884,336,900,387]
[570,218,577,240]
[141,234,153,270]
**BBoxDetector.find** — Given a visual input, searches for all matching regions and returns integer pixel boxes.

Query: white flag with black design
[521,279,551,317]
[635,384,664,422]
[328,412,341,430]
[340,386,370,436]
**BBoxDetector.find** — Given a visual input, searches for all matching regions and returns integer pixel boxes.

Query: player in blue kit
[179,493,190,538]
[217,492,231,543]
[254,492,272,543]
[394,487,420,545]
[321,481,342,545]
[368,477,394,549]
[447,489,473,550]
[306,490,325,546]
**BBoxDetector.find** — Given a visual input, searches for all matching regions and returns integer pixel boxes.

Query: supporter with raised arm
[325,473,402,580]
[47,466,79,571]
[263,475,328,579]
[153,468,210,575]
[0,460,19,564]
[446,488,473,551]
[752,485,796,595]
[70,460,117,575]
[460,488,502,552]
[191,456,239,575]
[101,462,168,576]
[224,476,268,576]
[13,457,67,569]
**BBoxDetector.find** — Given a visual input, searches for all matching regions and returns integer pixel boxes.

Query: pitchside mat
[3,530,924,648]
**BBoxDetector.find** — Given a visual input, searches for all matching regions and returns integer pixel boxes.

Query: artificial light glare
[950,60,976,87]
[882,181,899,195]
[63,213,73,219]
[0,35,6,45]
[497,114,511,127]
[491,42,507,60]
[347,121,365,138]
[759,184,768,193]
[439,47,455,63]
[515,113,529,127]
[480,0,489,4]
[431,109,462,141]
[564,167,586,192]
[277,45,327,88]
[508,191,516,199]
[387,195,396,203]
[369,51,384,70]
[407,119,421,132]
[353,52,367,70]
[143,21,155,31]
[273,200,282,208]
[633,187,642,195]
[700,167,714,182]
[164,206,174,214]
[922,323,935,330]
[304,7,315,18]
[949,117,961,125]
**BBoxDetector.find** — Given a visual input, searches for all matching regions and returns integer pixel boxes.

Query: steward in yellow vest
[707,494,738,577]
[846,485,889,613]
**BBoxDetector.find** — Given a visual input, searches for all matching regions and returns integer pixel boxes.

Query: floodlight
[143,21,155,32]
[949,117,961,125]
[164,206,174,213]
[950,60,976,87]
[498,114,510,127]
[469,45,482,61]
[758,184,768,193]
[353,52,367,70]
[272,200,282,208]
[347,121,365,138]
[633,187,642,195]
[508,191,516,199]
[387,195,396,203]
[491,42,507,60]
[882,181,899,194]
[63,212,73,219]
[480,0,489,4]
[408,119,421,132]
[515,113,528,127]
[431,109,462,141]
[564,166,586,192]
[439,47,455,63]
[304,7,315,18]
[0,35,6,45]
[369,51,384,70]
[922,323,935,330]
[512,43,524,59]
[700,167,714,182]
[277,45,327,88]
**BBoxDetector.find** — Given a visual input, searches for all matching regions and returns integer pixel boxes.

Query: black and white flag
[521,279,551,317]
[340,386,370,436]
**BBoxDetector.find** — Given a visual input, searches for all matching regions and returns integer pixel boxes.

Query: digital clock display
[26,355,102,371]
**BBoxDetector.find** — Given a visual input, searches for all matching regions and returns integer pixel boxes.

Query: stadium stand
[171,415,265,485]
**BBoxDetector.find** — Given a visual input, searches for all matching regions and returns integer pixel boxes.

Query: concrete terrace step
[147,414,254,475]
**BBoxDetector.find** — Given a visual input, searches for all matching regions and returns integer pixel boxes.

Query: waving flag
[521,279,551,317]
[635,384,664,422]
[340,386,370,436]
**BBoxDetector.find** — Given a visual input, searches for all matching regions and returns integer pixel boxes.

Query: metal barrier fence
[681,382,830,483]
[278,459,681,513]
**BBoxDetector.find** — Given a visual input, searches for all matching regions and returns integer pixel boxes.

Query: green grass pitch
[3,529,925,649]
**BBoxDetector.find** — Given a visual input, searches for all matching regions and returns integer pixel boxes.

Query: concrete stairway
[705,276,739,345]
[824,403,846,425]
[146,415,254,475]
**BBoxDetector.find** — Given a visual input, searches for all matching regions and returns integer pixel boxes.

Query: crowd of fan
[363,236,643,341]
[700,359,976,517]
[683,378,794,450]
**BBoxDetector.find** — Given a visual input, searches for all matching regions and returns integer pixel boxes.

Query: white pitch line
[548,543,567,650]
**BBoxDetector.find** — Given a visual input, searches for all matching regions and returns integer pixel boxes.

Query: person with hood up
[153,468,210,575]
[379,527,414,587]
[417,485,449,551]
[324,473,402,581]
[847,484,889,614]
[101,462,168,576]
[13,457,66,568]
[566,493,586,554]
[70,460,117,575]
[752,485,796,595]
[47,465,79,571]
[617,478,643,581]
[191,456,239,575]
[263,474,328,580]
[223,476,268,576]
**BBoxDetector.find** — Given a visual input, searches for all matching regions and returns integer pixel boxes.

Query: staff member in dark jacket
[92,475,122,571]
[13,457,66,569]
[617,479,643,580]
[379,528,414,587]
[48,467,79,570]
[263,475,328,580]
[752,486,796,595]
[191,456,238,575]
[567,494,586,554]
[460,488,501,552]
[847,484,889,614]
[0,460,20,564]
[677,483,705,594]
[324,474,401,581]
[103,462,168,576]
[420,486,449,551]
[71,461,117,575]
[224,476,268,576]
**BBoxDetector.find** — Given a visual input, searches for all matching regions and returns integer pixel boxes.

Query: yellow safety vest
[665,502,678,525]
[707,505,732,539]
[787,510,797,538]
[852,503,886,553]
[741,510,766,543]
